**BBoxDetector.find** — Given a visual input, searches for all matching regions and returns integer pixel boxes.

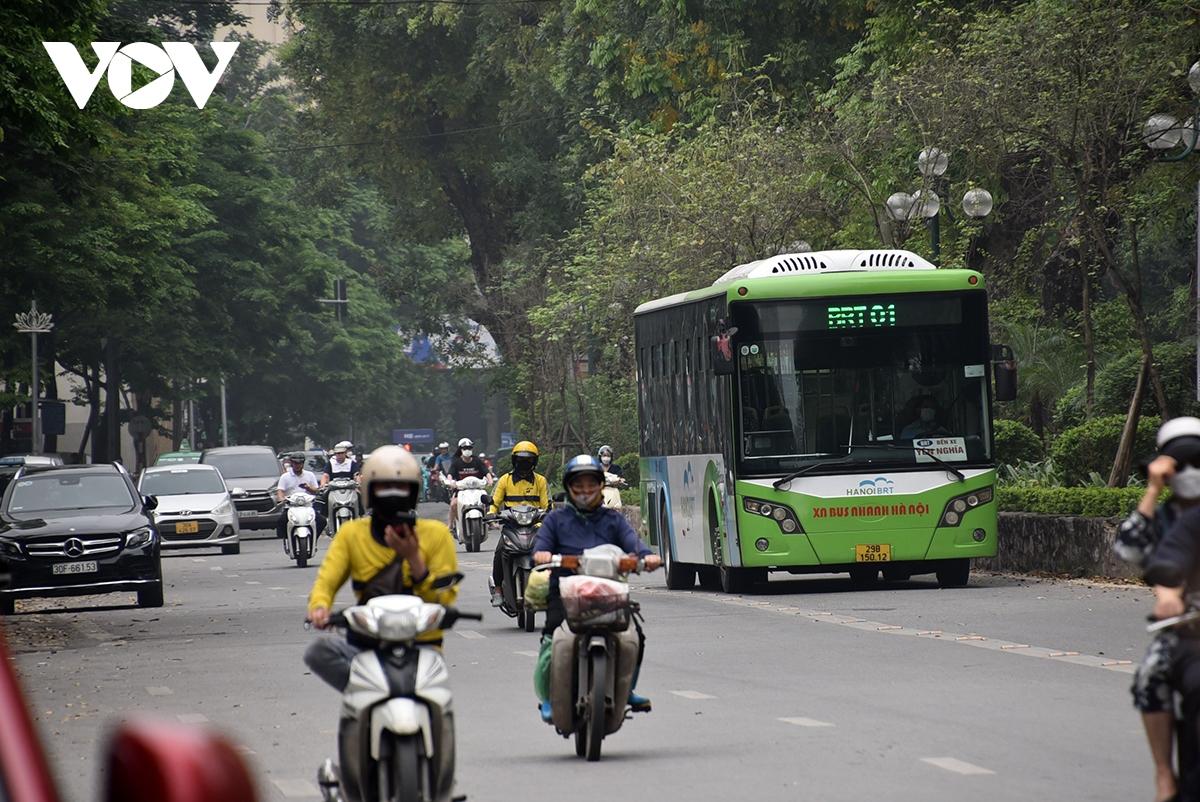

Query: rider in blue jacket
[531,454,661,723]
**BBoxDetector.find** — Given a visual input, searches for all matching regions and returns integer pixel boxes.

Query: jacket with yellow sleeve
[306,516,458,643]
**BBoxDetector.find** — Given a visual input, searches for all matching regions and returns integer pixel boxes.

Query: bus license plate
[53,561,98,575]
[855,544,891,563]
[175,521,199,534]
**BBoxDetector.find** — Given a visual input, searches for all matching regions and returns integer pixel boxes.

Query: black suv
[199,445,285,532]
[0,463,164,614]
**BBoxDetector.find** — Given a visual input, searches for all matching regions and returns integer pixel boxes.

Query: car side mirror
[230,487,248,498]
[431,571,465,589]
[992,344,1018,403]
[481,494,493,508]
[142,495,158,511]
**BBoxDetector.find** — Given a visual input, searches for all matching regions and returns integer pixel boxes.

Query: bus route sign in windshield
[827,303,897,329]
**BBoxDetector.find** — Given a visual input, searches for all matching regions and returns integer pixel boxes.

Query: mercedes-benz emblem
[64,538,85,558]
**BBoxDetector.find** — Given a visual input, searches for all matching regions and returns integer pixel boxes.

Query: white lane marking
[270,587,287,591]
[779,717,834,728]
[191,558,207,563]
[227,574,240,578]
[272,778,320,797]
[921,757,995,776]
[209,566,223,571]
[146,686,173,696]
[245,581,262,585]
[670,690,716,700]
[514,650,540,657]
[640,587,1136,675]
[177,713,208,724]
[457,630,486,640]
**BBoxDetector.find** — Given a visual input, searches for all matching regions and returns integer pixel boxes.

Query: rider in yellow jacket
[488,440,549,607]
[305,446,458,691]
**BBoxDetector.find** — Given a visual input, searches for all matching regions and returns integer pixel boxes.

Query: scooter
[544,545,658,761]
[283,491,318,568]
[325,478,359,538]
[445,476,491,553]
[490,504,545,632]
[316,593,481,802]
[601,472,626,509]
[1148,610,1200,800]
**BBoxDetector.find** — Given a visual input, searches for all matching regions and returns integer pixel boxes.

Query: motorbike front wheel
[376,732,430,802]
[466,519,482,553]
[584,650,608,762]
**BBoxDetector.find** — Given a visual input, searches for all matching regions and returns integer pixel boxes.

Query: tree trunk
[1081,263,1096,416]
[1108,355,1149,488]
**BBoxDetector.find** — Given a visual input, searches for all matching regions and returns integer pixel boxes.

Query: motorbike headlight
[212,499,233,515]
[125,526,155,549]
[515,510,535,526]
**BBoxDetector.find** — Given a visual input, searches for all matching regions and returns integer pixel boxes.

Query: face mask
[600,455,612,465]
[1172,466,1200,500]
[920,408,936,422]
[571,490,600,509]
[370,486,415,541]
[462,449,473,458]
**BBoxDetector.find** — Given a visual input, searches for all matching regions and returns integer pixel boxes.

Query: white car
[138,464,240,555]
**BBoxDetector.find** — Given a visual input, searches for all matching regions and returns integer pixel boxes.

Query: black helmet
[562,454,605,488]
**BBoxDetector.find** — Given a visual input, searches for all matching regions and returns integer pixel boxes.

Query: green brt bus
[634,249,1016,593]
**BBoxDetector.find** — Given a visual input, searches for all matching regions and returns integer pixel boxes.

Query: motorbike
[283,491,318,568]
[490,504,546,632]
[544,545,658,761]
[601,472,626,509]
[444,476,491,553]
[325,478,359,538]
[315,592,481,802]
[1148,609,1200,800]
[428,467,449,504]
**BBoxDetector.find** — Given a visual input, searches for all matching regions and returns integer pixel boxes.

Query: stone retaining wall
[623,506,1137,579]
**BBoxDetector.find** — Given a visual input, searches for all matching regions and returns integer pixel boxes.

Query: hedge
[1049,414,1160,486]
[993,419,1043,467]
[998,485,1151,517]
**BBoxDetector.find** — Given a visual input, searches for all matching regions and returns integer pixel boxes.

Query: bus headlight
[743,497,804,535]
[938,486,994,527]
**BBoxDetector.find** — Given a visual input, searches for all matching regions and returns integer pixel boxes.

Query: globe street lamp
[12,301,54,455]
[1144,59,1200,400]
[886,149,992,263]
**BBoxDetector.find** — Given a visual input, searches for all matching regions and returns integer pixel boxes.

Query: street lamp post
[885,148,991,264]
[1144,60,1200,401]
[12,301,54,456]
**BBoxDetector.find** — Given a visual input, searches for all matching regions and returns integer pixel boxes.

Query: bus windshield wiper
[840,443,966,482]
[772,455,851,490]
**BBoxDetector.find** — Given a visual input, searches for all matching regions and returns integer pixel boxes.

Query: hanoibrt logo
[846,477,895,496]
[42,41,239,109]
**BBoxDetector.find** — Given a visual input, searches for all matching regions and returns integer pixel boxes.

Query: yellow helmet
[512,440,539,458]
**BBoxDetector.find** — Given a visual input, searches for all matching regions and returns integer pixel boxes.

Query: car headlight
[938,486,994,527]
[212,499,233,515]
[0,539,22,558]
[125,526,155,549]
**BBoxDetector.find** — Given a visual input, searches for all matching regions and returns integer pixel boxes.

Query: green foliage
[1049,415,1160,486]
[993,420,1043,467]
[998,458,1063,488]
[997,485,1150,518]
[615,453,640,487]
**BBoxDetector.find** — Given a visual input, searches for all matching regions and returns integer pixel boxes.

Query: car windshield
[202,453,280,479]
[6,473,135,513]
[732,292,993,477]
[140,470,227,496]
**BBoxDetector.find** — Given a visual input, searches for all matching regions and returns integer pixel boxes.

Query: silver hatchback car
[138,464,240,555]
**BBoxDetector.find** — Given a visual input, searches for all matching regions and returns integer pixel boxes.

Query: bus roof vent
[713,249,937,285]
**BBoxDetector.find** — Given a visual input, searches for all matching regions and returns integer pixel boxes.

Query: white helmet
[359,445,421,514]
[1158,417,1200,450]
[438,441,450,449]
[458,438,474,449]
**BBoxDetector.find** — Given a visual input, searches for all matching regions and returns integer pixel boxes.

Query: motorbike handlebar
[544,554,658,573]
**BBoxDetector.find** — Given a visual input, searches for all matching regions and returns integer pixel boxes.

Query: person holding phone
[276,453,325,539]
[304,446,458,691]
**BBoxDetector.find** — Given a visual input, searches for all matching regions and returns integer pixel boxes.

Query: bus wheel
[720,567,751,594]
[663,546,696,590]
[848,567,879,587]
[935,559,970,588]
[697,566,722,591]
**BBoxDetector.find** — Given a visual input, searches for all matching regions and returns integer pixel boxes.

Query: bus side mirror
[711,330,737,376]
[992,344,1017,402]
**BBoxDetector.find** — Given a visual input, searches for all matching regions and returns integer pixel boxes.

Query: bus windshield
[732,292,992,477]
